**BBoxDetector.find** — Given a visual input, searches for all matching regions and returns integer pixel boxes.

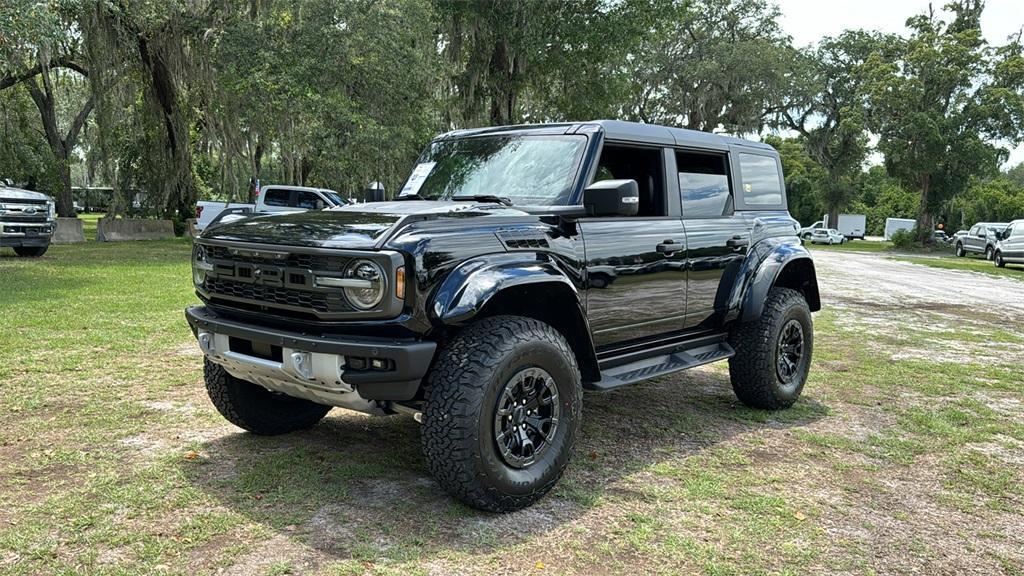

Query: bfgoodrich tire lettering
[203,359,331,435]
[421,315,582,512]
[728,287,813,410]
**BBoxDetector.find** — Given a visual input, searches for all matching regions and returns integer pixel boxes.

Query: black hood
[200,200,528,249]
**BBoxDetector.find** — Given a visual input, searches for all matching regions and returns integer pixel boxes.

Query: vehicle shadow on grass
[180,367,828,567]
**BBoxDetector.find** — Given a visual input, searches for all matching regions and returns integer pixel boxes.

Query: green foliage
[889,228,916,249]
[949,176,1024,226]
[1,0,1023,227]
[864,3,1024,238]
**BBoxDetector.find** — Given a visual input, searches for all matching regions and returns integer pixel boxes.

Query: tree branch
[0,56,88,91]
[67,96,94,149]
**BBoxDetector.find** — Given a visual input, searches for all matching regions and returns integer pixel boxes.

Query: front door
[580,144,687,347]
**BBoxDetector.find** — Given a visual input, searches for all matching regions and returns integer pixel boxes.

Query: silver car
[994,220,1024,268]
[955,222,1008,260]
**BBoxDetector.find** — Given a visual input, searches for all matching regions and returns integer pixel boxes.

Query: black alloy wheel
[776,319,805,385]
[493,367,561,469]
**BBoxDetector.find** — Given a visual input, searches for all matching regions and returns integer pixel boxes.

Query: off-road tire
[421,315,582,513]
[985,245,994,260]
[203,359,331,435]
[955,242,965,257]
[728,287,813,410]
[995,251,1006,268]
[13,246,47,257]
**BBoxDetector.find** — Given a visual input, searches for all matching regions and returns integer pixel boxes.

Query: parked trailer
[799,213,866,240]
[884,217,917,240]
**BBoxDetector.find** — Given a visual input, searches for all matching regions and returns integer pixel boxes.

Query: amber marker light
[396,266,406,300]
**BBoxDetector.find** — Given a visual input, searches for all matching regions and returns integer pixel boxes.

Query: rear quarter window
[737,153,784,207]
[263,189,290,207]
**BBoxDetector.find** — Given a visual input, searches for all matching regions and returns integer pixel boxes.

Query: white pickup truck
[194,185,345,233]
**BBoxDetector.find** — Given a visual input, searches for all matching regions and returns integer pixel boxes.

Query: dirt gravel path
[812,251,1024,314]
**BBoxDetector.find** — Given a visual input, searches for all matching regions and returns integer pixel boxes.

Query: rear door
[675,148,750,328]
[260,188,292,213]
[965,225,984,253]
[580,144,687,347]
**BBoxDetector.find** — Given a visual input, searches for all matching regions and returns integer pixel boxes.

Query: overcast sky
[773,0,1024,167]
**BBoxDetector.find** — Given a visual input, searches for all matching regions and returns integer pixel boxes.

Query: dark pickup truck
[186,120,820,512]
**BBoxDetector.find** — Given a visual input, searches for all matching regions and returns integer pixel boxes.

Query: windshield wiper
[394,193,425,201]
[452,194,512,206]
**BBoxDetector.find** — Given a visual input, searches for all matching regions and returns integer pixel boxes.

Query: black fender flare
[432,252,582,324]
[430,252,600,381]
[733,238,821,323]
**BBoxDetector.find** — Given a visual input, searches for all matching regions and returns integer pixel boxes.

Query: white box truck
[884,218,916,240]
[799,214,866,240]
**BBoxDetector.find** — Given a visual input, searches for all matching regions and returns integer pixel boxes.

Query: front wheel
[728,287,813,410]
[955,243,965,257]
[421,316,582,512]
[985,246,994,260]
[995,251,1006,268]
[13,245,48,257]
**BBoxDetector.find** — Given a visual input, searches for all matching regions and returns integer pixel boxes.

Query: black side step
[588,340,734,391]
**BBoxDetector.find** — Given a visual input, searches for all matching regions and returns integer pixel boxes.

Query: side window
[263,189,290,207]
[295,191,324,209]
[1011,225,1022,237]
[738,153,783,206]
[593,144,666,216]
[676,150,731,217]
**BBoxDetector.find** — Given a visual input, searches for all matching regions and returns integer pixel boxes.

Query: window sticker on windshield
[399,162,436,197]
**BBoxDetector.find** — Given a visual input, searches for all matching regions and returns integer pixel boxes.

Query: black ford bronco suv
[186,120,820,512]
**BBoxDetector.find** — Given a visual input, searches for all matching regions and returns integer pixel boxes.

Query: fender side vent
[497,230,550,250]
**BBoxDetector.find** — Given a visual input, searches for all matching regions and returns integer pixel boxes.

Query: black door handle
[656,240,684,254]
[726,235,749,248]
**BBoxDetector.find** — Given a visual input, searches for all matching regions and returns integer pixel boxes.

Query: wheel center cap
[513,406,526,425]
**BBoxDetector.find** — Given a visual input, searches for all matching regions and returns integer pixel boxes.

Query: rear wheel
[995,251,1006,268]
[421,315,582,512]
[13,246,47,257]
[203,359,331,435]
[728,288,813,410]
[985,245,994,260]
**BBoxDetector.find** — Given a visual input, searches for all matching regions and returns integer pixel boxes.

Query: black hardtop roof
[437,119,776,153]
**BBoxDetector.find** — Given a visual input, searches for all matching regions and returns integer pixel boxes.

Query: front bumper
[185,306,436,406]
[0,221,53,247]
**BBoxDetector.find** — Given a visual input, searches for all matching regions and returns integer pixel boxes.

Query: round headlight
[344,259,386,310]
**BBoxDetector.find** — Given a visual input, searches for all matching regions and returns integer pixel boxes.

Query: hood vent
[497,229,550,250]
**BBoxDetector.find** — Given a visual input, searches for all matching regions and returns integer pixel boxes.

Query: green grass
[806,239,895,252]
[78,212,105,241]
[893,255,1024,281]
[1,241,1022,575]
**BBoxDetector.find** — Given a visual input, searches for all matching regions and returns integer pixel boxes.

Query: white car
[809,228,846,245]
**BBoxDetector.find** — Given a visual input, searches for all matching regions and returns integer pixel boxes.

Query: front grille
[200,244,355,317]
[0,197,47,205]
[1,214,49,223]
[205,278,347,313]
[3,224,52,234]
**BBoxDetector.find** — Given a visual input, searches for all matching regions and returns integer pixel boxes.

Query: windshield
[399,135,587,205]
[322,191,344,205]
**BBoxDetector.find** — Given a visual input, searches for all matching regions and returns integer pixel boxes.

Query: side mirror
[363,181,385,203]
[583,179,639,217]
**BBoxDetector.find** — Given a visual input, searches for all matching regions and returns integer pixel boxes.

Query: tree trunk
[917,173,933,243]
[26,76,92,218]
[137,35,196,223]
